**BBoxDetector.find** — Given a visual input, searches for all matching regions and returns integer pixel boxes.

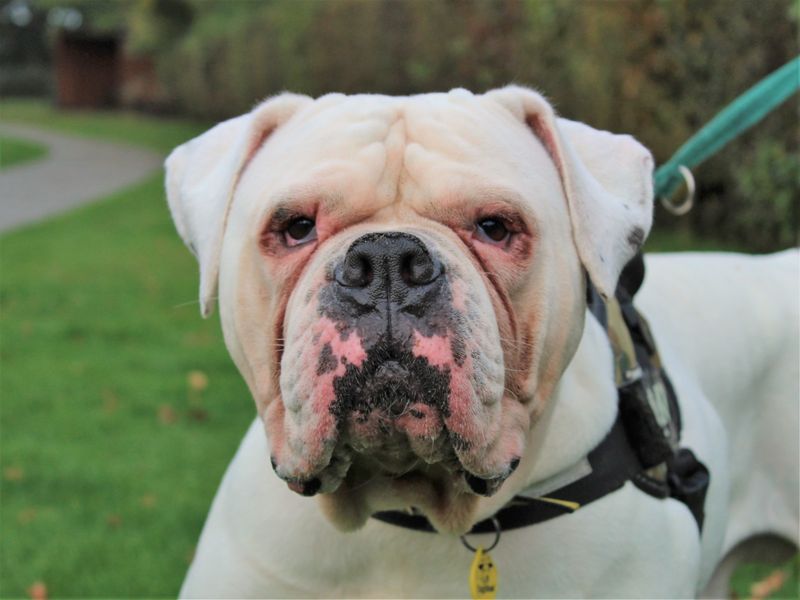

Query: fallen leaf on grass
[101,388,119,414]
[187,407,209,422]
[69,361,87,375]
[158,404,177,424]
[141,494,157,508]
[27,581,47,600]
[749,568,788,600]
[183,330,213,348]
[187,370,209,392]
[106,514,122,528]
[18,508,37,524]
[19,321,33,336]
[4,466,24,481]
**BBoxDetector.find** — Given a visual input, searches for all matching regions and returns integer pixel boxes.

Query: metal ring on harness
[460,517,501,552]
[659,165,695,216]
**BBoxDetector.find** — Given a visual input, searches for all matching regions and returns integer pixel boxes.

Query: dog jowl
[273,230,520,498]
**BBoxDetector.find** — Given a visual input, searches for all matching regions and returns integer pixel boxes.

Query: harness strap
[372,255,710,535]
[372,414,641,534]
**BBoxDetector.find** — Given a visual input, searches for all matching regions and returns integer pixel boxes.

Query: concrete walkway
[0,122,163,233]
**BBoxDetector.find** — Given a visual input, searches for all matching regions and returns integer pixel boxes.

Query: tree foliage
[25,0,799,250]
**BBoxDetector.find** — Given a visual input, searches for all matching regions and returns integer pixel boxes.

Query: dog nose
[335,232,442,299]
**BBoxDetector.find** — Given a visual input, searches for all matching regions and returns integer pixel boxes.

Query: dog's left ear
[486,86,654,298]
[165,93,312,317]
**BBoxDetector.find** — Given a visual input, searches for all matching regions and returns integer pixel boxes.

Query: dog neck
[317,309,619,535]
[469,310,619,524]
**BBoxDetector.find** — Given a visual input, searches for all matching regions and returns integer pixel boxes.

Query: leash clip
[667,448,710,531]
[659,165,695,216]
[460,516,501,552]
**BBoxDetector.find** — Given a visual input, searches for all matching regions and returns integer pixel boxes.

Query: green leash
[654,56,800,203]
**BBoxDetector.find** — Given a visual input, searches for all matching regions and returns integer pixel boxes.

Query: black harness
[372,255,711,535]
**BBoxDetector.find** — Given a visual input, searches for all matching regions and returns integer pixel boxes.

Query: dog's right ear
[485,86,654,299]
[165,93,312,317]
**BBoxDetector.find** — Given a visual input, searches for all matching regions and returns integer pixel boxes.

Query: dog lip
[465,473,491,495]
[464,472,506,497]
[462,457,520,497]
[287,477,322,497]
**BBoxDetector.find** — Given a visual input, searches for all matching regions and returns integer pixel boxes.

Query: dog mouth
[274,340,518,499]
[281,439,489,500]
[268,230,524,505]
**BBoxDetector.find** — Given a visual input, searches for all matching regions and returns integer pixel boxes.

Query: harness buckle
[667,448,710,531]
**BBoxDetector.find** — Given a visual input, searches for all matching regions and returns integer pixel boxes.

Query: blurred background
[1,0,797,598]
[3,0,798,250]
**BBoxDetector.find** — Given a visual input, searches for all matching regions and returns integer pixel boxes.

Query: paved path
[0,122,163,233]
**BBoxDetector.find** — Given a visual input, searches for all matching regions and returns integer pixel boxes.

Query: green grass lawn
[0,135,48,169]
[0,106,253,598]
[0,101,794,598]
[730,554,799,600]
[0,99,208,154]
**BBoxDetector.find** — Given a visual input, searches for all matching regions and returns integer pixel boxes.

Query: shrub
[154,0,798,251]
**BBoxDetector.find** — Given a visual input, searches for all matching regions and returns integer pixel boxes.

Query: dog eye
[476,218,510,244]
[284,217,317,246]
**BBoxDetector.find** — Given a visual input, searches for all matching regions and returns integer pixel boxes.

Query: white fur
[179,252,798,598]
[486,87,654,298]
[165,89,799,598]
[165,94,311,316]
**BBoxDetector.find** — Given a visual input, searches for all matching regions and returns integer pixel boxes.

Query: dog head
[165,88,653,533]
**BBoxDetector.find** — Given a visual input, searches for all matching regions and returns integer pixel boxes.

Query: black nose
[335,232,442,303]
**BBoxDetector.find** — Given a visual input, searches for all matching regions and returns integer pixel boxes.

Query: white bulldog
[165,88,798,598]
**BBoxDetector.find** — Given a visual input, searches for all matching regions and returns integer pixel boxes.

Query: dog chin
[317,459,482,535]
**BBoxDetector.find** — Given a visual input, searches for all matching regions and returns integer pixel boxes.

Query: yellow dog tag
[468,546,498,599]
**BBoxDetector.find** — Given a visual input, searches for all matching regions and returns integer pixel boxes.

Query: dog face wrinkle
[317,233,462,455]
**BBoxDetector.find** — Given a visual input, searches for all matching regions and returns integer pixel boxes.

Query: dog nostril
[465,473,491,496]
[339,252,373,288]
[400,251,437,286]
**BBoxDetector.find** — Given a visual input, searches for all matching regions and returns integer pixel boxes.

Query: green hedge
[154,0,798,252]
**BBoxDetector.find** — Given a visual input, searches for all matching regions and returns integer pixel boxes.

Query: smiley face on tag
[468,546,498,599]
